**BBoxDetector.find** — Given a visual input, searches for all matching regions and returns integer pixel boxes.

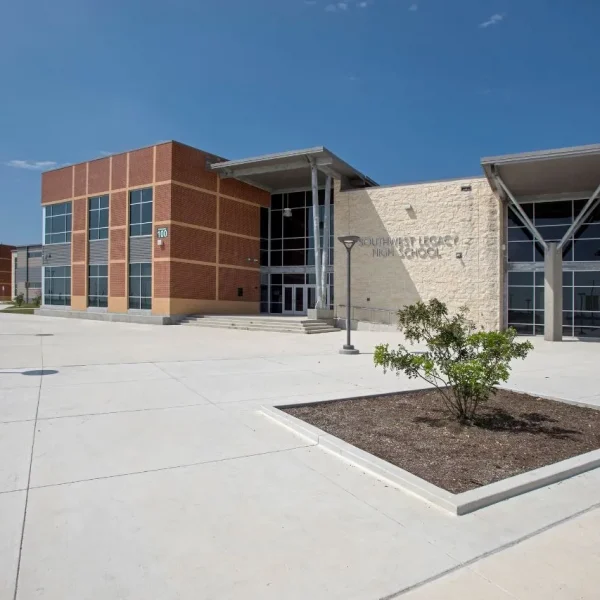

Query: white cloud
[326,1,348,10]
[479,13,504,28]
[99,151,112,156]
[357,1,368,7]
[5,160,58,170]
[409,3,418,11]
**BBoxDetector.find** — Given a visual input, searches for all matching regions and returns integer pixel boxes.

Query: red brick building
[40,142,270,319]
[0,244,14,301]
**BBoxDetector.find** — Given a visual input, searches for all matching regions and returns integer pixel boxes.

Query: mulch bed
[284,389,600,494]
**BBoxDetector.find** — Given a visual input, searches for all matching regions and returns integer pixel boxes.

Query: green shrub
[14,293,24,307]
[33,295,41,308]
[374,299,533,422]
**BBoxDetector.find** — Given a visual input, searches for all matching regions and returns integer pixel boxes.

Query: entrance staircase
[177,315,339,334]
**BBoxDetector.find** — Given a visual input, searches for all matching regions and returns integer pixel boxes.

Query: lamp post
[338,235,360,355]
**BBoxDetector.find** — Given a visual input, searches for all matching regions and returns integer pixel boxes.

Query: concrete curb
[260,401,600,516]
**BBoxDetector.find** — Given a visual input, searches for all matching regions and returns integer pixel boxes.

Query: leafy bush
[374,299,533,422]
[33,295,41,308]
[14,293,24,307]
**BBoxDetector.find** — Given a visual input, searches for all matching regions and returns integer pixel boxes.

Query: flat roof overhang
[482,143,600,201]
[209,146,377,193]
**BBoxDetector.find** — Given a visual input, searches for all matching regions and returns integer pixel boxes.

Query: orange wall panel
[42,166,73,204]
[129,147,154,188]
[170,262,216,300]
[72,232,86,263]
[72,263,86,297]
[172,143,218,191]
[218,267,259,302]
[171,184,217,229]
[220,178,270,207]
[110,228,126,261]
[110,262,126,297]
[73,198,87,231]
[88,158,110,195]
[111,154,127,190]
[155,143,173,182]
[219,233,259,268]
[219,197,260,238]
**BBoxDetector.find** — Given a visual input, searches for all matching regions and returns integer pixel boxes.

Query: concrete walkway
[1,314,599,599]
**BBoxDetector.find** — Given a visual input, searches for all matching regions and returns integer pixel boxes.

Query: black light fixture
[338,235,360,355]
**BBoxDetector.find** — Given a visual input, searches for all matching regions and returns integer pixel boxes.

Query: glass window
[43,266,71,306]
[507,204,533,227]
[89,195,109,241]
[508,242,534,262]
[44,202,72,244]
[88,264,108,307]
[128,263,152,309]
[509,272,534,286]
[534,201,572,226]
[508,227,533,242]
[129,188,153,237]
[573,239,600,261]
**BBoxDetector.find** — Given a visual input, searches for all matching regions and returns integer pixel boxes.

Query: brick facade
[41,141,265,317]
[0,244,14,301]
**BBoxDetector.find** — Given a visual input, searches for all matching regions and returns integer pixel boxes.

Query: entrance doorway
[283,285,306,315]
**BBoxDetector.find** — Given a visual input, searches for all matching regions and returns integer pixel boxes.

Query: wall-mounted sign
[359,235,459,258]
[157,227,168,239]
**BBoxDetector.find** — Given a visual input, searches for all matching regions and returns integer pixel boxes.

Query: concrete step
[177,315,339,334]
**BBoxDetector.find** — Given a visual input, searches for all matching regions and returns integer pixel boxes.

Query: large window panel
[89,195,109,241]
[128,263,152,310]
[534,201,573,226]
[88,264,108,308]
[44,202,72,244]
[44,266,71,306]
[573,239,600,261]
[129,188,153,237]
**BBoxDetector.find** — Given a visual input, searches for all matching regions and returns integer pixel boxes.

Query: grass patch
[0,307,35,315]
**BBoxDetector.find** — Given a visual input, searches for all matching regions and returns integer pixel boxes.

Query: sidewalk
[400,506,600,599]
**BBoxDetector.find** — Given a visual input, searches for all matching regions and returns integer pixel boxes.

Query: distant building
[0,244,14,300]
[11,245,42,302]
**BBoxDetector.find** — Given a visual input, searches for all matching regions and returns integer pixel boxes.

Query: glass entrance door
[283,285,306,315]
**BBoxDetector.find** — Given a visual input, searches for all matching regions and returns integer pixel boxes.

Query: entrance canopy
[210,147,376,193]
[482,143,600,201]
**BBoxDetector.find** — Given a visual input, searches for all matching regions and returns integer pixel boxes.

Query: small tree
[374,299,533,422]
[33,295,41,308]
[14,293,24,307]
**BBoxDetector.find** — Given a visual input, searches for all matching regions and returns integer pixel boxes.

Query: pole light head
[338,235,360,251]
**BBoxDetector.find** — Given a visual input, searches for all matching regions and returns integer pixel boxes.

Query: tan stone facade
[334,177,503,329]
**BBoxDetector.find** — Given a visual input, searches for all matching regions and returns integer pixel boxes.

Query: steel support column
[310,159,322,308]
[320,176,331,308]
[544,242,563,341]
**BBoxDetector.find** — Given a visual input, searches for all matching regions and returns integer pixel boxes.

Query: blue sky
[1,0,599,245]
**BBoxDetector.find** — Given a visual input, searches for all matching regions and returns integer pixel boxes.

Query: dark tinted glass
[142,188,153,203]
[574,271,600,286]
[575,223,600,239]
[509,323,534,335]
[270,274,282,284]
[283,274,305,284]
[270,285,282,303]
[508,242,533,262]
[563,287,573,311]
[574,239,600,261]
[534,244,545,262]
[288,192,305,208]
[508,204,533,227]
[270,194,283,210]
[270,251,282,266]
[574,289,600,312]
[282,250,305,266]
[534,288,544,310]
[509,271,534,286]
[563,271,573,285]
[283,209,305,238]
[508,310,534,324]
[574,312,600,327]
[283,238,304,250]
[534,201,572,226]
[260,208,269,239]
[508,287,535,310]
[141,263,151,276]
[508,227,533,242]
[576,327,600,338]
[270,212,282,238]
[537,225,569,241]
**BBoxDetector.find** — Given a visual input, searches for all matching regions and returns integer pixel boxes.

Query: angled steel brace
[558,182,600,250]
[494,174,548,251]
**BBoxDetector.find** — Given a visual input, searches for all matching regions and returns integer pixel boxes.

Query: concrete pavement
[1,313,599,599]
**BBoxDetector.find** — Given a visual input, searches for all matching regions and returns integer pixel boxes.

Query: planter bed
[263,389,600,514]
